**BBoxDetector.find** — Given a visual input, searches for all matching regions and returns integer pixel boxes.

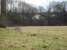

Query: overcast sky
[21,0,67,9]
[10,0,67,8]
[8,0,67,10]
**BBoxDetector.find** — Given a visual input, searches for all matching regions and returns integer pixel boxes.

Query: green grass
[0,26,67,50]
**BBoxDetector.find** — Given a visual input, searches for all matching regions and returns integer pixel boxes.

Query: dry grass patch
[0,26,67,50]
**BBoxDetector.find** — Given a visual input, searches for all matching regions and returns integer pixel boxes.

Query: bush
[0,24,6,28]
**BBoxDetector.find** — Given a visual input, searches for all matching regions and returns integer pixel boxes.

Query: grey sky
[8,0,67,10]
[22,0,67,8]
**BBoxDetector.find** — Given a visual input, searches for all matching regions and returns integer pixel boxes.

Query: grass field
[0,26,67,50]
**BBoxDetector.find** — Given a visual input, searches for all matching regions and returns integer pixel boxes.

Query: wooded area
[0,0,67,26]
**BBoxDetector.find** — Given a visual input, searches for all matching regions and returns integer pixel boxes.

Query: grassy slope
[0,26,67,50]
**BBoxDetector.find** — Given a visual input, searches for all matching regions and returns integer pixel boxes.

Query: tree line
[1,0,67,26]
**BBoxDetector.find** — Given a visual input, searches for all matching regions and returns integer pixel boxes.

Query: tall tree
[48,1,67,25]
[1,0,6,16]
[1,0,7,26]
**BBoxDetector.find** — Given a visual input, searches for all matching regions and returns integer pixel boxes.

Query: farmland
[0,26,67,50]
